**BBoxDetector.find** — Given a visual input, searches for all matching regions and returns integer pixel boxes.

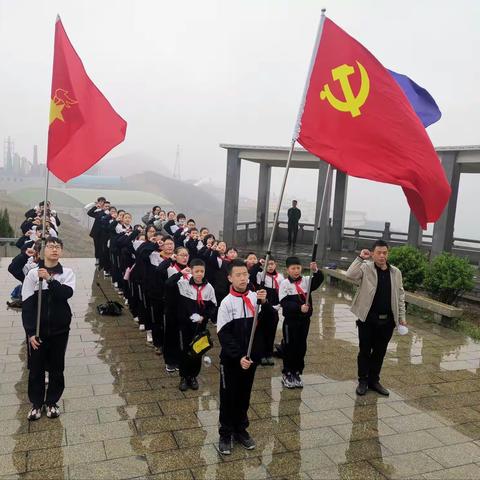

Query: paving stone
[424,442,480,468]
[2,259,480,479]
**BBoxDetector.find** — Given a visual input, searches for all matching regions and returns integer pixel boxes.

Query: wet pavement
[2,258,480,479]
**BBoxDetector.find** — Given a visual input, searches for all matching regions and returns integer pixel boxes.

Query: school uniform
[166,275,216,379]
[173,227,189,248]
[207,251,231,307]
[256,270,284,358]
[8,252,38,283]
[217,288,273,438]
[85,203,104,261]
[21,262,75,408]
[278,272,324,375]
[159,260,191,367]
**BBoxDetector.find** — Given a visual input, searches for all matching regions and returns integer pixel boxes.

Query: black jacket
[217,290,274,363]
[279,271,324,320]
[8,252,31,282]
[21,261,75,338]
[87,206,104,238]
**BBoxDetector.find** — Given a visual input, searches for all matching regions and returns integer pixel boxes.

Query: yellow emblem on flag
[49,88,78,125]
[320,61,370,117]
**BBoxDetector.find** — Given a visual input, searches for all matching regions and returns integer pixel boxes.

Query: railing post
[245,223,249,245]
[382,222,391,242]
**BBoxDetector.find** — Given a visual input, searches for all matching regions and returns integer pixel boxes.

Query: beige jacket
[345,257,406,325]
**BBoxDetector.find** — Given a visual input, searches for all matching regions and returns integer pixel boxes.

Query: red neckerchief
[174,263,189,279]
[192,283,206,308]
[293,277,306,302]
[229,286,255,316]
[267,271,279,290]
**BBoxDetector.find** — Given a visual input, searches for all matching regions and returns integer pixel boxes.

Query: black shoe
[369,382,390,396]
[260,357,269,366]
[188,377,199,390]
[7,299,22,308]
[165,364,177,373]
[356,382,368,396]
[218,435,233,455]
[179,377,189,391]
[266,357,275,366]
[234,431,256,450]
[273,343,284,358]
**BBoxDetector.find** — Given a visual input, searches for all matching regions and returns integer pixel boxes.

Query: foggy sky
[1,0,479,236]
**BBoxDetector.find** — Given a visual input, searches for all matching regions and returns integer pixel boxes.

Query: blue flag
[388,69,441,128]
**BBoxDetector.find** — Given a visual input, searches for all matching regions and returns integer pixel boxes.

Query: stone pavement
[2,258,480,479]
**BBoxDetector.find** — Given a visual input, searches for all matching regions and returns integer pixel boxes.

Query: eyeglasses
[45,244,61,250]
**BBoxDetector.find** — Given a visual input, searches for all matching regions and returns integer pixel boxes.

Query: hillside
[0,191,93,257]
[125,171,224,234]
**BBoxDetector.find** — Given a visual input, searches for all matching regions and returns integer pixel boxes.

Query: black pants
[92,235,101,260]
[287,223,299,246]
[282,316,310,374]
[150,298,164,348]
[357,315,395,384]
[179,322,204,378]
[219,361,257,437]
[261,309,279,357]
[28,332,69,407]
[163,311,181,366]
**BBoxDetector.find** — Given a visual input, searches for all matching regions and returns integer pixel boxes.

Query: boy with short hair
[216,259,271,455]
[279,256,324,389]
[22,237,75,420]
[166,258,217,391]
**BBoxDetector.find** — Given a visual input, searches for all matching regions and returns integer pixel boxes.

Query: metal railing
[235,220,480,253]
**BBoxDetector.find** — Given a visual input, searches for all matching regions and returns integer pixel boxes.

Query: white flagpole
[246,9,327,359]
[35,168,50,341]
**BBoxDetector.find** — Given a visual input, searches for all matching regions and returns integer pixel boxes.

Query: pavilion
[221,143,480,260]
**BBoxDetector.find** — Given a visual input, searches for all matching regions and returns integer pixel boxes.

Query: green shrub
[0,208,14,237]
[388,245,428,292]
[424,253,475,305]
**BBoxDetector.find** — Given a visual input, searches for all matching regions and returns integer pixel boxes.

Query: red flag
[47,17,127,182]
[296,17,450,228]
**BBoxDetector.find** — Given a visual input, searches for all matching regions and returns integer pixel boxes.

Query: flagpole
[305,163,332,305]
[35,167,50,341]
[246,8,327,360]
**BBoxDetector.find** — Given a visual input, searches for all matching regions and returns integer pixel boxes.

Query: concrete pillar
[222,149,241,245]
[407,213,422,248]
[431,151,460,257]
[256,164,271,245]
[331,170,348,251]
[314,161,333,265]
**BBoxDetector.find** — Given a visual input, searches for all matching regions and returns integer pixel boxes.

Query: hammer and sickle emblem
[320,61,370,117]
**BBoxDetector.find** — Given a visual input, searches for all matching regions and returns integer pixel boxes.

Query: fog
[1,0,478,236]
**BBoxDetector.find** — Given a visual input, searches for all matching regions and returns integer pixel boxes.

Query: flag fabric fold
[388,69,442,128]
[47,17,127,182]
[296,17,450,228]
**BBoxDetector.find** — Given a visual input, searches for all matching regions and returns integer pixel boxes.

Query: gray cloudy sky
[1,0,479,235]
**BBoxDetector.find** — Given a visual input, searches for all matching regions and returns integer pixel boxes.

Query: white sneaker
[282,373,296,389]
[46,404,60,418]
[146,331,153,343]
[139,324,146,331]
[27,406,42,421]
[293,372,304,388]
[133,317,139,323]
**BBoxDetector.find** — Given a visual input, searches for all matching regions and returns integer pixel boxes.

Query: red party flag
[296,17,450,228]
[47,17,127,182]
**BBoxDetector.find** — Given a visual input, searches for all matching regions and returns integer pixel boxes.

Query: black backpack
[97,301,124,316]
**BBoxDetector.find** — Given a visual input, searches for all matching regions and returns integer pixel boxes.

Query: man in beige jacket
[346,240,406,396]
